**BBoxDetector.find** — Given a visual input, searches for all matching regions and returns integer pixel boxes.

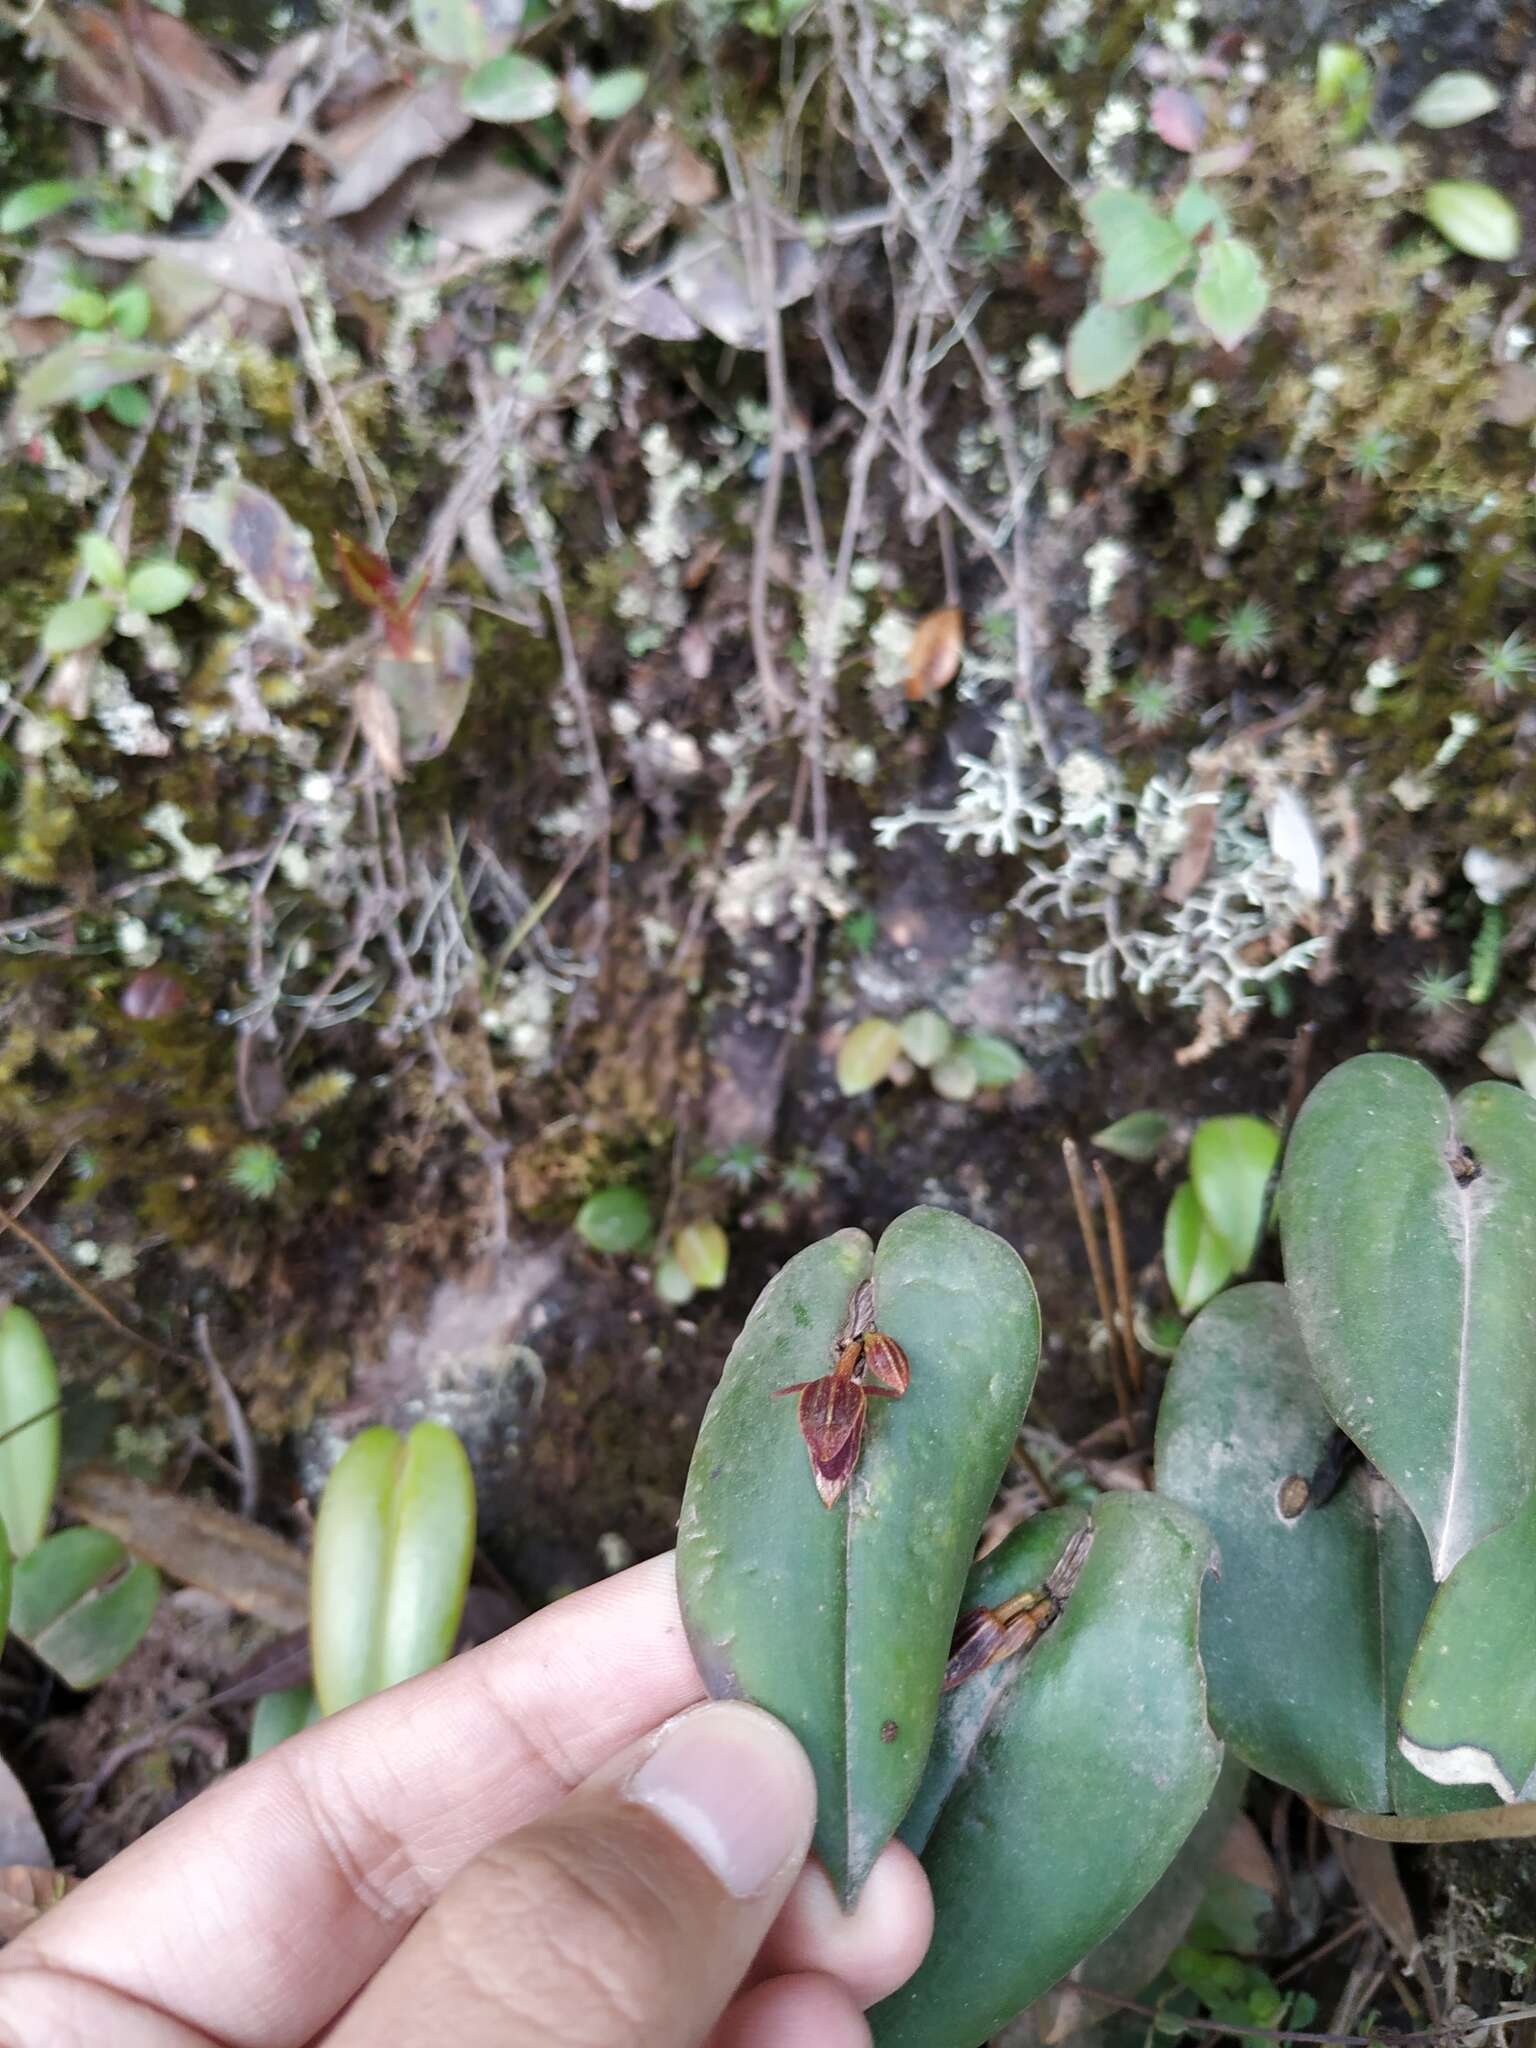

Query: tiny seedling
[309,1422,476,1716]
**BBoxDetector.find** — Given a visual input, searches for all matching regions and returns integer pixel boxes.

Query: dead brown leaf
[59,1469,309,1631]
[1329,1828,1419,1966]
[355,676,405,781]
[178,31,324,196]
[61,3,237,135]
[633,128,718,212]
[321,77,473,219]
[0,1869,76,1945]
[1164,768,1224,903]
[905,607,965,702]
[415,156,555,254]
[1216,1812,1280,1898]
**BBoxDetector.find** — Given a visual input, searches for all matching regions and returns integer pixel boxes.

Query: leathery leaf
[1156,1283,1490,1817]
[1279,1054,1536,1579]
[871,1492,1222,2048]
[310,1423,476,1715]
[1399,1489,1536,1802]
[677,1206,1040,1904]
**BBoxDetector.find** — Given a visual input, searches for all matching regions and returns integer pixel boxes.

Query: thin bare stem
[1093,1157,1143,1397]
[1062,1139,1134,1441]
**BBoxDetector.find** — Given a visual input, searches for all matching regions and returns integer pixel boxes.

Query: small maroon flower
[941,1592,1054,1692]
[941,1527,1094,1691]
[774,1328,911,1508]
[858,1331,910,1397]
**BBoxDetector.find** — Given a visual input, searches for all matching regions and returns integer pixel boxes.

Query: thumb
[327,1700,820,2048]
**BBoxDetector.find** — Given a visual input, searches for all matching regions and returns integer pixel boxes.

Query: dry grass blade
[1063,1139,1134,1439]
[1092,1156,1143,1397]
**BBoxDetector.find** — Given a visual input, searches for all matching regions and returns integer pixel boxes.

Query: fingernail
[625,1702,812,1898]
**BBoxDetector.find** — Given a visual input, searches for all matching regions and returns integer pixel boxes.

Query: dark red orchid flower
[333,535,430,659]
[941,1526,1094,1691]
[773,1329,911,1509]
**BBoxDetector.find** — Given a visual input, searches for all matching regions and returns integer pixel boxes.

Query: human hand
[0,1552,932,2046]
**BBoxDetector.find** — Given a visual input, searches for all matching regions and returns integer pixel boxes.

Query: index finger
[0,1551,701,2048]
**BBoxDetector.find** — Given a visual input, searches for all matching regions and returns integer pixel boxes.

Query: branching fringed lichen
[873,707,1056,860]
[878,711,1330,1024]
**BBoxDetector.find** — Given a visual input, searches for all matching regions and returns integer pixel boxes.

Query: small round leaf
[655,1256,697,1306]
[1066,301,1151,398]
[1093,1110,1172,1163]
[586,67,648,120]
[1422,181,1520,262]
[898,1009,952,1070]
[78,533,126,591]
[955,1034,1026,1088]
[125,560,195,616]
[1192,237,1268,350]
[674,1220,729,1291]
[574,1186,652,1254]
[42,593,116,657]
[930,1054,979,1103]
[0,179,86,233]
[462,53,562,124]
[1408,73,1499,129]
[836,1018,902,1096]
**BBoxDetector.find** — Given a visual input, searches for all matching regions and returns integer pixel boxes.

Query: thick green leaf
[956,1033,1026,1087]
[929,1054,977,1103]
[1093,1109,1172,1163]
[310,1423,476,1715]
[1400,1490,1536,1801]
[12,1528,158,1688]
[1171,182,1228,240]
[0,1306,61,1558]
[411,0,493,65]
[103,382,153,428]
[462,53,561,124]
[0,179,86,233]
[41,595,116,657]
[108,283,153,341]
[586,67,648,119]
[249,1682,321,1759]
[57,286,110,330]
[679,1207,1040,1903]
[674,1220,729,1290]
[1315,42,1373,137]
[1156,1283,1489,1815]
[1192,237,1268,350]
[837,1017,902,1096]
[1408,73,1499,130]
[1421,182,1520,262]
[1164,1180,1235,1316]
[1085,188,1193,306]
[873,1492,1222,2048]
[1279,1054,1536,1578]
[574,1186,652,1253]
[898,1009,951,1070]
[78,533,127,591]
[1189,1114,1279,1268]
[125,560,195,616]
[1066,300,1152,398]
[1036,1754,1250,2042]
[14,337,168,420]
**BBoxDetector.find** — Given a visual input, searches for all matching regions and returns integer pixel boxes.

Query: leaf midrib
[1436,1122,1480,1580]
